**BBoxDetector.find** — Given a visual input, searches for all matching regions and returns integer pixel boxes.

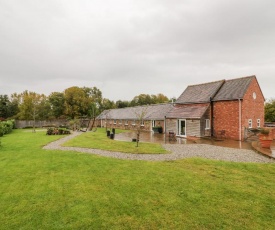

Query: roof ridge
[187,79,225,87]
[224,75,255,82]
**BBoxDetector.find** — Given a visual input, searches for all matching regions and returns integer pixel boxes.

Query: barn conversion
[97,75,265,140]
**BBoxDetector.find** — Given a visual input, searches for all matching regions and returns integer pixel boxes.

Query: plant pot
[259,138,273,148]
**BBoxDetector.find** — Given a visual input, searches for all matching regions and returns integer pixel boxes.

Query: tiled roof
[175,80,225,104]
[97,103,174,120]
[212,76,255,101]
[166,105,209,119]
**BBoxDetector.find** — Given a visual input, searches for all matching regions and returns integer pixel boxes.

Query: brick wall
[242,77,265,133]
[99,119,164,132]
[213,77,265,140]
[213,101,240,140]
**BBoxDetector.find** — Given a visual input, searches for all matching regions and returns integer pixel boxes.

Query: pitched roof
[97,103,174,120]
[166,105,209,119]
[212,75,255,101]
[175,80,225,104]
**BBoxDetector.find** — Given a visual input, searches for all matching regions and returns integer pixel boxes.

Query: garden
[0,128,275,229]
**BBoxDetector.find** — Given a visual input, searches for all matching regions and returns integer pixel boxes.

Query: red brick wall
[242,77,265,134]
[213,77,265,140]
[213,101,240,140]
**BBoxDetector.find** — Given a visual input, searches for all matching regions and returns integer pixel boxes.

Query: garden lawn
[63,128,168,154]
[0,129,275,229]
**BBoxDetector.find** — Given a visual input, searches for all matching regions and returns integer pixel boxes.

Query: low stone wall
[15,119,68,129]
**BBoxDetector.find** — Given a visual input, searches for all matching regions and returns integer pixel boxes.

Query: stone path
[43,132,275,163]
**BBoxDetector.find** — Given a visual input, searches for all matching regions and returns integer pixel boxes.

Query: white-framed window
[132,120,136,125]
[205,119,210,130]
[257,119,260,128]
[140,120,145,126]
[114,119,116,124]
[125,120,128,125]
[248,119,252,128]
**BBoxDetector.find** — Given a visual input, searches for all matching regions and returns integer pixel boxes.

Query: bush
[0,119,15,136]
[46,127,70,135]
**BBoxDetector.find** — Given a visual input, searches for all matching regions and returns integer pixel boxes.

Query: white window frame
[140,120,145,126]
[132,120,136,126]
[205,119,210,130]
[114,119,116,124]
[125,120,128,125]
[257,119,260,128]
[248,119,252,128]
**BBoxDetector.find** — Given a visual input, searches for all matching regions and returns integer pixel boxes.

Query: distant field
[0,129,274,229]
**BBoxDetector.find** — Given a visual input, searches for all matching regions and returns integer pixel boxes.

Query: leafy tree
[17,91,46,132]
[48,92,65,118]
[37,96,51,120]
[130,93,169,106]
[130,94,153,106]
[64,86,103,119]
[115,100,130,108]
[64,87,87,119]
[100,98,116,111]
[265,98,275,122]
[0,95,10,119]
[0,94,20,119]
[154,93,169,103]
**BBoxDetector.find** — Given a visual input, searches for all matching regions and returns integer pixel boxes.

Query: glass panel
[180,120,186,136]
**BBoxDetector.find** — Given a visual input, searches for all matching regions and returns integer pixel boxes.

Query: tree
[0,95,10,119]
[130,93,169,106]
[115,100,130,108]
[134,106,148,147]
[64,86,87,119]
[48,92,65,118]
[17,91,46,132]
[64,86,103,119]
[265,98,275,122]
[100,98,116,111]
[0,94,20,119]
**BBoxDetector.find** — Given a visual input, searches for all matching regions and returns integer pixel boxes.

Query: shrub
[259,128,270,135]
[46,127,70,135]
[0,119,15,136]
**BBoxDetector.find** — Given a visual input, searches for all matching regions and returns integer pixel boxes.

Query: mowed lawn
[0,130,275,229]
[63,128,168,154]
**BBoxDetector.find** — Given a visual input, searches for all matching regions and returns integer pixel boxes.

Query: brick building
[96,103,173,132]
[166,75,264,140]
[97,75,264,140]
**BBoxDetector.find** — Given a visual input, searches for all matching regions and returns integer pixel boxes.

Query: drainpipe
[239,99,242,141]
[164,116,166,134]
[210,97,214,137]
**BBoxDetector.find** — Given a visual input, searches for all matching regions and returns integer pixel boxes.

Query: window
[248,119,252,128]
[205,119,210,130]
[114,119,116,124]
[257,119,260,128]
[125,120,128,125]
[119,119,122,124]
[140,120,144,126]
[132,120,136,125]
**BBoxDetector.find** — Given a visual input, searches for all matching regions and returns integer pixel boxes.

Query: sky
[0,0,275,101]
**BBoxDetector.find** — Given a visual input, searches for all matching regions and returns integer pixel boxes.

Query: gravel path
[43,132,275,163]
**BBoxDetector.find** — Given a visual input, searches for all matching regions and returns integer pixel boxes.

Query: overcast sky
[0,0,275,101]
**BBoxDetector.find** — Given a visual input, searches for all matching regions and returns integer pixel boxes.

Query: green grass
[0,129,275,229]
[63,128,168,154]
